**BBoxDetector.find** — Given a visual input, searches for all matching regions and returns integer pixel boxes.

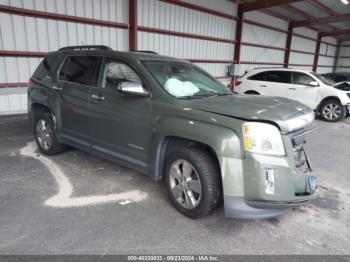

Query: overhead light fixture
[341,0,349,5]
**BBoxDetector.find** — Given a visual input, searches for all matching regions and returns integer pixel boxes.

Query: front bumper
[222,128,318,219]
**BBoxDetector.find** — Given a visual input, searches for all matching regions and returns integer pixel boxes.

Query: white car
[234,68,350,122]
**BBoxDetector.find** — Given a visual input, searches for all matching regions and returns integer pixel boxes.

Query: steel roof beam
[292,13,350,27]
[241,0,303,12]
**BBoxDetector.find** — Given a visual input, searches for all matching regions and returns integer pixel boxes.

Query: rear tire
[34,112,66,155]
[319,99,346,122]
[164,146,220,218]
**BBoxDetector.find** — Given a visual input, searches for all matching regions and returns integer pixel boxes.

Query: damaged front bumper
[223,126,318,219]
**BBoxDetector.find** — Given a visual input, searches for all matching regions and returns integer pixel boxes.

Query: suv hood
[187,94,314,132]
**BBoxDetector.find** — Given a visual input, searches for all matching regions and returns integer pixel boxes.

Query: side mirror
[308,81,319,87]
[117,81,150,97]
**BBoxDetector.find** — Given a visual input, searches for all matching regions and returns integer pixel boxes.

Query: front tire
[319,99,346,122]
[34,113,66,155]
[164,146,220,218]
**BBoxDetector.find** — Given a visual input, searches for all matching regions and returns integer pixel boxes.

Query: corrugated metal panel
[0,88,27,115]
[242,23,286,48]
[318,56,334,67]
[316,67,332,74]
[240,46,284,64]
[337,58,350,67]
[194,63,229,77]
[244,11,288,31]
[320,43,336,56]
[323,37,337,45]
[339,47,350,57]
[180,0,237,15]
[293,27,318,39]
[138,0,236,40]
[0,0,129,115]
[291,35,316,53]
[138,32,234,60]
[0,0,129,23]
[289,53,314,65]
[289,65,313,71]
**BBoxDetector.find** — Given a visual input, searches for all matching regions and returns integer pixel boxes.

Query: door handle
[91,94,105,101]
[260,85,267,87]
[289,88,296,90]
[51,85,62,91]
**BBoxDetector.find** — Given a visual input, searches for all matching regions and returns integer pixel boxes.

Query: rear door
[56,55,101,146]
[88,57,152,169]
[262,70,291,97]
[288,71,319,109]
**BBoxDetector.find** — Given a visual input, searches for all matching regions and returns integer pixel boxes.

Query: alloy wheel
[169,159,202,209]
[36,119,53,150]
[322,103,341,121]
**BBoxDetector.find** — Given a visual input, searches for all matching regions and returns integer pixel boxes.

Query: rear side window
[266,71,290,84]
[33,54,59,80]
[248,72,266,81]
[59,55,100,86]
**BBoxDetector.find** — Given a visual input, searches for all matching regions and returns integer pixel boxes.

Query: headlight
[243,122,285,156]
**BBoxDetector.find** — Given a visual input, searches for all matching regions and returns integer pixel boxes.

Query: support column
[129,0,137,51]
[284,23,293,68]
[233,4,243,64]
[312,34,321,72]
[333,40,342,73]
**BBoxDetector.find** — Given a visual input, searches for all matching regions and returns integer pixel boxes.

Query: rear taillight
[234,80,242,87]
[28,77,33,88]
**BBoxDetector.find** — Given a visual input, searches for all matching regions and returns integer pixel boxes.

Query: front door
[288,72,319,109]
[56,55,101,145]
[88,57,152,168]
[262,70,291,97]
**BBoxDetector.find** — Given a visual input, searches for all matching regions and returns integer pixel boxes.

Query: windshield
[142,60,232,98]
[311,72,336,86]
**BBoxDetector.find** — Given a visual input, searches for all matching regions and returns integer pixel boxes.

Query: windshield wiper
[177,93,233,99]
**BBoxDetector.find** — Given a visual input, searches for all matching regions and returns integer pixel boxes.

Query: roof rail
[136,50,158,54]
[252,66,286,70]
[58,45,113,51]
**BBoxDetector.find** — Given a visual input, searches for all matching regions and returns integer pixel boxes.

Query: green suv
[28,45,318,219]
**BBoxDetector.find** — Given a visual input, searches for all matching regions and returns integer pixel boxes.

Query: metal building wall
[238,11,287,74]
[137,0,237,78]
[337,41,350,72]
[0,0,129,115]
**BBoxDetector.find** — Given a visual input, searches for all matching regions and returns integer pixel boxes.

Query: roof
[235,0,350,40]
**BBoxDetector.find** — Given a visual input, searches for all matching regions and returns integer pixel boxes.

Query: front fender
[148,116,245,198]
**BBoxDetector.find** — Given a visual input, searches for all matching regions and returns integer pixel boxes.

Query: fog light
[264,169,275,194]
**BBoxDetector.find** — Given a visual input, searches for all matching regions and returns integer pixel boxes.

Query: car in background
[234,68,350,122]
[322,72,350,83]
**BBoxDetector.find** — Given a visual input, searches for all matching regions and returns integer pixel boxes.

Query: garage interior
[0,0,350,256]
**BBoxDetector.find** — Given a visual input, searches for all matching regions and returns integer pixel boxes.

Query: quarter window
[248,72,266,81]
[34,54,59,80]
[292,72,315,85]
[59,56,100,86]
[265,71,291,84]
[100,60,141,89]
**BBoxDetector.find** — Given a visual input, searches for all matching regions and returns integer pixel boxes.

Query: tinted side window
[248,72,266,81]
[292,72,315,85]
[266,71,290,84]
[33,54,59,80]
[335,75,350,82]
[100,60,141,89]
[59,56,100,86]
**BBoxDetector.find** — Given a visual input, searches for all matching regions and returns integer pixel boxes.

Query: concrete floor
[0,114,349,255]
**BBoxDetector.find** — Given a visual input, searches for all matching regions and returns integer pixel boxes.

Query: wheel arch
[316,96,341,111]
[30,103,51,126]
[244,90,260,95]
